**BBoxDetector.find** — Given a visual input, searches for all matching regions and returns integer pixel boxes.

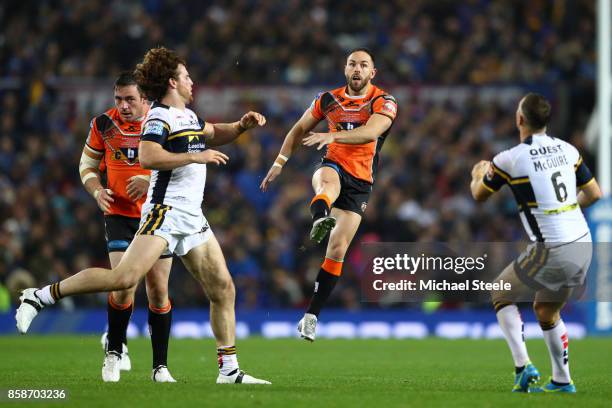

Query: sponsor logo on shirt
[144,120,165,136]
[382,101,397,116]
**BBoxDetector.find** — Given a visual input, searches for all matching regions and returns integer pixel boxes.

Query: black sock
[515,366,525,374]
[148,305,172,368]
[107,297,132,354]
[306,268,339,317]
[551,379,570,386]
[310,197,330,221]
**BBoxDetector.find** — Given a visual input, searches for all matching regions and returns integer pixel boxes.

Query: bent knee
[325,247,346,260]
[113,267,142,291]
[533,302,560,326]
[491,298,513,313]
[327,242,349,259]
[146,282,168,306]
[115,277,138,291]
[110,290,134,306]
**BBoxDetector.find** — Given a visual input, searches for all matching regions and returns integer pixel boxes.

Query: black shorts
[104,215,172,258]
[317,159,373,216]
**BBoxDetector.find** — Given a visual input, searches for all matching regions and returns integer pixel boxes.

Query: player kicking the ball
[470,93,602,393]
[261,48,398,341]
[16,47,270,385]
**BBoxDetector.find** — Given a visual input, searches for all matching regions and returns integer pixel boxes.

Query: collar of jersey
[523,132,548,145]
[343,85,374,100]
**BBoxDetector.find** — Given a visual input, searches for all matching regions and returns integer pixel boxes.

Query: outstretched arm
[260,109,320,191]
[278,109,321,159]
[206,111,266,147]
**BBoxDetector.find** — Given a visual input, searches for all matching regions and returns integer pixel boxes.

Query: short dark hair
[114,71,138,88]
[347,47,375,65]
[520,93,551,130]
[134,47,186,101]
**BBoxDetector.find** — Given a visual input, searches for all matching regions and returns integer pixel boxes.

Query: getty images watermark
[371,252,512,291]
[359,242,611,303]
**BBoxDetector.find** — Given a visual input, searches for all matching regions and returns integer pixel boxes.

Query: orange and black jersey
[310,85,398,183]
[86,107,150,218]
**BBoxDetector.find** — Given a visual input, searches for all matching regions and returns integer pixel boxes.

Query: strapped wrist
[274,153,289,168]
[81,172,98,183]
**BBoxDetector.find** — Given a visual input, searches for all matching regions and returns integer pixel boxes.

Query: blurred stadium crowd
[0,0,597,310]
[1,0,597,85]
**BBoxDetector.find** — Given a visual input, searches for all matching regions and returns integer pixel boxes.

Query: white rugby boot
[216,369,271,384]
[102,351,122,382]
[101,332,131,371]
[297,313,318,342]
[152,365,177,383]
[15,288,44,334]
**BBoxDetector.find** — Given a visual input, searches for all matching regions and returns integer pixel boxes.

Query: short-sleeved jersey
[86,107,150,218]
[140,102,207,214]
[483,133,594,243]
[310,85,397,183]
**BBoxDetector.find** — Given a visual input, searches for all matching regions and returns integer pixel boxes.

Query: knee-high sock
[107,294,133,354]
[495,303,530,368]
[541,318,571,384]
[148,301,172,368]
[306,258,343,317]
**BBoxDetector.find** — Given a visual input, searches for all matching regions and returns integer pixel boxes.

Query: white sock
[217,346,239,376]
[496,304,530,367]
[34,286,56,306]
[542,319,571,384]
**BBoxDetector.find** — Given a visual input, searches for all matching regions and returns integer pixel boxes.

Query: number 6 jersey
[483,133,595,243]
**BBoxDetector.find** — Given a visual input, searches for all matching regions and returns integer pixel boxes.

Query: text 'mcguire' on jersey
[483,133,594,243]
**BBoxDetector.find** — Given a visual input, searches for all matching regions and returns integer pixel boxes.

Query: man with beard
[260,48,398,341]
[16,47,271,384]
[470,93,602,393]
[80,72,174,382]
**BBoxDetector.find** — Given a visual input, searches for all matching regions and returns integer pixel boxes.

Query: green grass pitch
[0,336,610,407]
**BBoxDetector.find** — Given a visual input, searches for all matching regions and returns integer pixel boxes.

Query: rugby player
[261,48,398,341]
[80,72,174,382]
[470,93,602,393]
[16,47,270,384]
